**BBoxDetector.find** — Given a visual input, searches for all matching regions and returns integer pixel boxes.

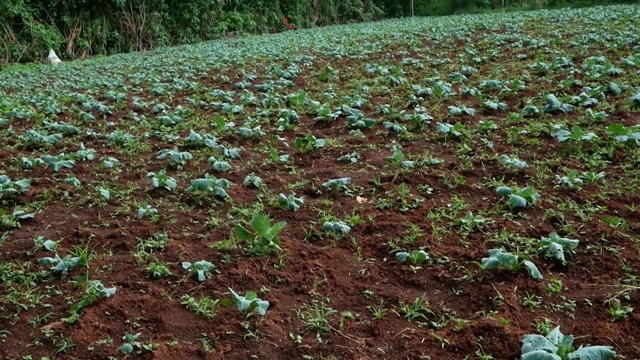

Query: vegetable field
[1,5,640,360]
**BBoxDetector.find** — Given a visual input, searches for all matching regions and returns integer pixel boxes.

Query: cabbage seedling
[481,249,543,280]
[182,260,217,282]
[496,186,540,209]
[539,232,579,265]
[222,288,270,316]
[521,326,615,360]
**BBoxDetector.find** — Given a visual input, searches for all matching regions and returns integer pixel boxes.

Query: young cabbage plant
[0,175,31,201]
[521,105,540,117]
[75,143,96,161]
[186,174,231,199]
[70,279,117,316]
[337,151,361,164]
[322,221,352,235]
[396,249,429,264]
[243,173,263,188]
[294,134,325,153]
[436,122,465,138]
[278,193,304,211]
[554,125,598,143]
[543,94,575,113]
[554,169,584,190]
[387,145,415,170]
[496,186,540,209]
[208,156,232,172]
[481,249,543,280]
[456,211,489,232]
[182,260,217,282]
[499,154,528,169]
[100,156,120,169]
[221,288,270,316]
[606,123,640,145]
[38,253,82,277]
[322,177,352,192]
[145,169,178,191]
[448,104,476,116]
[137,202,158,219]
[38,154,76,172]
[539,232,579,265]
[0,209,35,230]
[119,332,155,355]
[521,326,615,360]
[157,147,193,169]
[629,87,640,109]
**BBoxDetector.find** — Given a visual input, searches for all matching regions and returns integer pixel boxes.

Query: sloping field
[1,5,640,359]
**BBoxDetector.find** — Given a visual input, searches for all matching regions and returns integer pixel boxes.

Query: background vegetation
[0,0,635,65]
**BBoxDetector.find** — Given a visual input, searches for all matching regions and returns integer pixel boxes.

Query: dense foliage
[0,0,635,65]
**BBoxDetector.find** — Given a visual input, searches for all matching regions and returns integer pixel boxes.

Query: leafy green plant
[322,177,352,191]
[496,186,540,209]
[606,123,640,145]
[157,147,193,169]
[243,173,263,188]
[182,260,217,282]
[607,298,633,321]
[555,125,598,143]
[294,134,325,153]
[499,154,528,169]
[278,193,304,211]
[146,170,178,191]
[520,326,615,360]
[322,221,352,235]
[235,213,286,255]
[38,253,82,277]
[119,332,157,355]
[181,295,220,318]
[481,249,543,280]
[221,288,270,316]
[539,232,579,265]
[186,174,231,199]
[38,154,76,172]
[395,249,429,264]
[554,170,584,190]
[0,175,31,201]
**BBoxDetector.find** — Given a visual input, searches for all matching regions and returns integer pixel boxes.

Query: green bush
[0,0,636,65]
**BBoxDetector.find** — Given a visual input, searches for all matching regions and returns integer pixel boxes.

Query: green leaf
[244,291,257,301]
[250,214,271,236]
[99,188,110,200]
[120,343,133,355]
[568,346,616,360]
[523,260,543,279]
[256,300,270,315]
[220,298,235,308]
[396,252,410,262]
[43,240,57,251]
[496,186,512,196]
[508,194,528,208]
[213,186,228,198]
[269,221,287,236]
[235,225,254,241]
[197,269,206,282]
[522,351,562,360]
[545,326,565,345]
[481,257,501,269]
[522,334,559,354]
